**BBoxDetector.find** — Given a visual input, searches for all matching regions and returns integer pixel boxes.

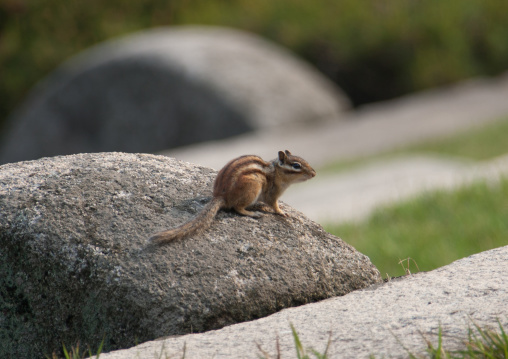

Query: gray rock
[95,245,508,359]
[0,26,350,165]
[0,152,380,358]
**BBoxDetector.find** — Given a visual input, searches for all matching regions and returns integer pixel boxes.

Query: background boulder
[0,152,380,358]
[0,26,350,165]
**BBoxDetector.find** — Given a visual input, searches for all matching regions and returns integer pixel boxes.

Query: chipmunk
[150,150,316,244]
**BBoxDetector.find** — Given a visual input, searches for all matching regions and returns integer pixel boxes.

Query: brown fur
[150,150,315,244]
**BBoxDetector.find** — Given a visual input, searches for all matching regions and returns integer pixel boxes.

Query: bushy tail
[149,197,225,245]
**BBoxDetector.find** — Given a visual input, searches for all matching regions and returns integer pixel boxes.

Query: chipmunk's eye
[292,163,301,170]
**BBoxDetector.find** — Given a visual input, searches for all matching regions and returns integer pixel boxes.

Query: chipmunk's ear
[278,151,287,163]
[285,150,292,156]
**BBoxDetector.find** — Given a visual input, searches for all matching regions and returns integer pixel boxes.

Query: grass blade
[290,324,305,359]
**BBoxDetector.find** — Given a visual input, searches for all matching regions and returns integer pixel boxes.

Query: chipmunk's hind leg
[228,176,264,218]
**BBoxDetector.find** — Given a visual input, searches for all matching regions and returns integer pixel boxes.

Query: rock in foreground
[96,245,508,359]
[0,152,381,358]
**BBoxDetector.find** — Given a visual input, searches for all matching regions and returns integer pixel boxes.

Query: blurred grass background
[325,116,508,278]
[326,176,508,278]
[321,116,508,174]
[2,0,508,136]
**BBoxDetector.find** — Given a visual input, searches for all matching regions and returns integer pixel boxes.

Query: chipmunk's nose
[310,169,316,177]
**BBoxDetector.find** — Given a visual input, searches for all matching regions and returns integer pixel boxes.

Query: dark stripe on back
[239,168,266,177]
[219,156,261,187]
[213,156,267,196]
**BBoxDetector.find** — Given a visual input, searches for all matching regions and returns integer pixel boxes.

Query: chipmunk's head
[277,150,316,182]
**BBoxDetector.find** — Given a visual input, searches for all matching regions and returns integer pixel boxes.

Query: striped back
[213,155,268,196]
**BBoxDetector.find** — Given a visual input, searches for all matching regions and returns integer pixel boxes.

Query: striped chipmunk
[150,150,316,245]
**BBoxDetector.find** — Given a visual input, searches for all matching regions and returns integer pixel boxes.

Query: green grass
[325,176,508,278]
[323,116,508,278]
[323,115,508,277]
[47,339,103,359]
[414,320,508,359]
[52,321,508,359]
[259,321,508,359]
[257,324,331,359]
[405,117,508,161]
[321,116,508,174]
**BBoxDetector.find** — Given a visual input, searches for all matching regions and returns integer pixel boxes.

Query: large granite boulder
[0,152,380,358]
[0,26,350,165]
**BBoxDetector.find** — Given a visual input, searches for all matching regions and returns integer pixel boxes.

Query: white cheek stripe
[282,163,300,172]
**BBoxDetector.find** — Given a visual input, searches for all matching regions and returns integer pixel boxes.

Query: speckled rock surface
[96,245,508,359]
[0,152,380,358]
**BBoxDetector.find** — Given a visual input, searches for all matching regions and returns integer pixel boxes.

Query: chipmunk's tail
[149,197,225,245]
